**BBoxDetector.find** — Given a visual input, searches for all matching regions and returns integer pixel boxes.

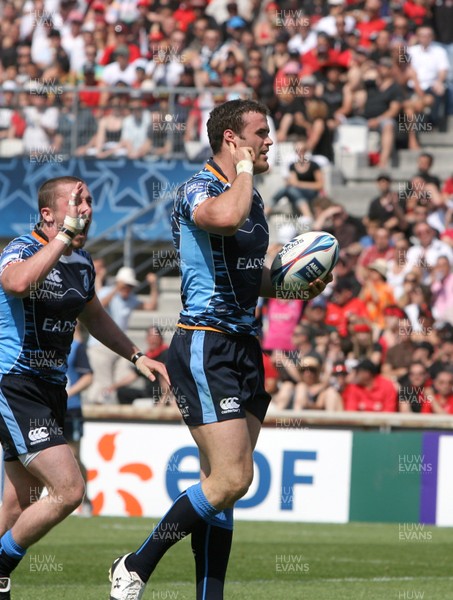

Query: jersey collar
[32,225,49,246]
[205,158,229,184]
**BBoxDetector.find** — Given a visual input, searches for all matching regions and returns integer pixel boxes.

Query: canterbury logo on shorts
[28,427,50,443]
[219,397,240,414]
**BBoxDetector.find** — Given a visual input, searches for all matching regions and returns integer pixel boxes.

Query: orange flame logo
[87,433,153,516]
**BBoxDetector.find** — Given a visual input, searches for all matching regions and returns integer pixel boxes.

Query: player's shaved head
[38,176,83,212]
[207,99,269,154]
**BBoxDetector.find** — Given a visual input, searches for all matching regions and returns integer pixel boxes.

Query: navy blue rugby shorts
[0,374,67,461]
[166,327,271,426]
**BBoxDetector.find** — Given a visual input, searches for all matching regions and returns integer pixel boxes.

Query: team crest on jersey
[80,269,90,292]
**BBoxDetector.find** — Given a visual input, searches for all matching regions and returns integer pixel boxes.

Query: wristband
[56,231,72,246]
[60,226,76,239]
[236,160,254,176]
[131,351,144,365]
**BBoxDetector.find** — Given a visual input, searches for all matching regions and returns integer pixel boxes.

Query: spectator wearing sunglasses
[293,355,343,411]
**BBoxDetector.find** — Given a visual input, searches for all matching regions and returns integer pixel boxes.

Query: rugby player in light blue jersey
[109,99,331,600]
[0,177,168,599]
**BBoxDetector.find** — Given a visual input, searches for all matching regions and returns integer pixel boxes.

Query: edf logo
[165,447,316,511]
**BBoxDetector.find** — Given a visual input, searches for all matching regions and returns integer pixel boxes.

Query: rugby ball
[270,231,339,291]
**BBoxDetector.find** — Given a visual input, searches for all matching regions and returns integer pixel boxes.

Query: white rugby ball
[271,231,339,291]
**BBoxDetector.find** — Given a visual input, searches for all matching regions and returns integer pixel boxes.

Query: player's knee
[1,504,23,530]
[225,468,254,503]
[59,478,85,514]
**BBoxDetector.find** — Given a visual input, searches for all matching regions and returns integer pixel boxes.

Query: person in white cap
[85,266,159,404]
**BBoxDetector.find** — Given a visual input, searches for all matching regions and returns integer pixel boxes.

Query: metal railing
[0,84,254,159]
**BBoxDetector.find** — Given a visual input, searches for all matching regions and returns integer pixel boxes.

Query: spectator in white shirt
[315,0,355,37]
[407,26,449,126]
[22,87,59,155]
[121,96,152,159]
[61,10,86,74]
[101,45,139,87]
[406,222,453,284]
[287,18,318,56]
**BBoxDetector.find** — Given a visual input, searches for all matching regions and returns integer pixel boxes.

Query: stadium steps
[126,281,182,346]
[397,147,453,169]
[327,184,378,216]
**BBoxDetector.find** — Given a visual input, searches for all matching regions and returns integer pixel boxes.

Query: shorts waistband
[0,373,65,388]
[176,324,258,341]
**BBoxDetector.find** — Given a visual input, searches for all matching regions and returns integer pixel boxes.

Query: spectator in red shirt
[301,32,345,76]
[325,277,370,337]
[442,174,453,198]
[262,352,279,395]
[78,64,101,108]
[377,304,408,361]
[99,22,141,66]
[356,0,387,48]
[422,369,453,414]
[174,0,209,33]
[343,359,398,412]
[403,0,429,27]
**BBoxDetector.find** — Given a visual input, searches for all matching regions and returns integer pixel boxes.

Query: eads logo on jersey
[219,397,240,414]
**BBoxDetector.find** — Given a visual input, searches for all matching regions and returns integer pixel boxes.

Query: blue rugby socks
[0,531,26,577]
[191,508,233,600]
[126,482,219,583]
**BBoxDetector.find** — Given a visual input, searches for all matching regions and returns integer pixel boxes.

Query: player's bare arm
[193,144,255,236]
[1,182,89,298]
[78,295,170,385]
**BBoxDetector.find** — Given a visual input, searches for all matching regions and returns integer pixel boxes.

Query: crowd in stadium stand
[1,0,453,414]
[0,0,452,159]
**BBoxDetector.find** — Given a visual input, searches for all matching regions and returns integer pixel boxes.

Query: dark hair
[414,341,434,357]
[357,359,380,376]
[207,99,269,154]
[419,152,433,165]
[38,176,83,212]
[434,368,453,379]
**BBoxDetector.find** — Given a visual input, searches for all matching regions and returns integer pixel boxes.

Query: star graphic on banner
[102,159,151,210]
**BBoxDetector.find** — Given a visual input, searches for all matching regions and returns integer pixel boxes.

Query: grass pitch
[13,517,452,599]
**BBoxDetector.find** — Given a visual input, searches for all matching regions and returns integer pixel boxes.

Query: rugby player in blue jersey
[0,176,169,599]
[109,99,331,600]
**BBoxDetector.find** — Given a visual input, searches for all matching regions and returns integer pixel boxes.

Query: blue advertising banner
[0,158,202,242]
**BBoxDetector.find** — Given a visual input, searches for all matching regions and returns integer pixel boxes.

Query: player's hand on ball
[135,355,170,386]
[306,273,333,300]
